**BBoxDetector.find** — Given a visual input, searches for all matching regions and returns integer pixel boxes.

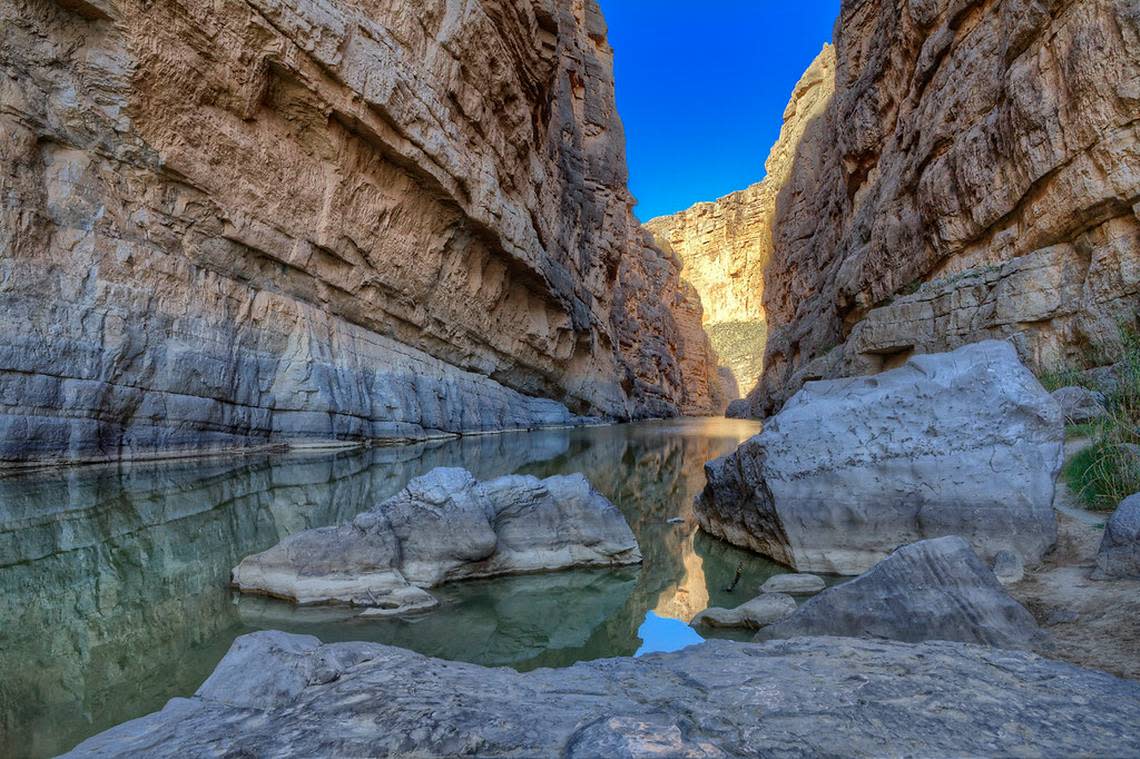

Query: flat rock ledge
[64,631,1140,758]
[758,536,1045,649]
[695,341,1062,574]
[232,467,641,614]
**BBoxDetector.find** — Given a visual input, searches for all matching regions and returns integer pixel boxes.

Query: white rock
[696,341,1062,574]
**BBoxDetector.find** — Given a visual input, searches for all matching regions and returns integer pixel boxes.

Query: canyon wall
[746,0,1140,416]
[645,47,835,399]
[0,0,720,463]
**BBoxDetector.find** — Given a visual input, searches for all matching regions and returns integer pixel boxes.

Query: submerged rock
[759,573,825,595]
[689,593,796,629]
[231,468,641,613]
[757,537,1045,650]
[1094,493,1140,580]
[695,341,1062,574]
[64,631,1140,758]
[1052,386,1109,424]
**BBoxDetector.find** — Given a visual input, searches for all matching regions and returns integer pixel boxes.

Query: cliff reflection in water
[0,418,780,759]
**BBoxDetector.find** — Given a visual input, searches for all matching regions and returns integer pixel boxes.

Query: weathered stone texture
[747,0,1140,416]
[695,342,1062,574]
[646,46,836,398]
[0,0,719,462]
[64,631,1140,758]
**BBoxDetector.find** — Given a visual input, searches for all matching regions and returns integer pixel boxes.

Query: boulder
[757,537,1045,650]
[1094,493,1140,580]
[64,631,1140,758]
[232,468,641,613]
[759,573,825,595]
[1051,386,1108,424]
[992,550,1025,585]
[690,594,796,629]
[695,341,1062,574]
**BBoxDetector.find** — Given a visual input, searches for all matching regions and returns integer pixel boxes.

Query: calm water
[0,418,793,758]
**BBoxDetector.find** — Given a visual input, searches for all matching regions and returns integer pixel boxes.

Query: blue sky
[599,1,839,221]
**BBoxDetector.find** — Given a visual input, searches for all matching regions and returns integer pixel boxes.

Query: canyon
[0,0,721,465]
[652,0,1139,417]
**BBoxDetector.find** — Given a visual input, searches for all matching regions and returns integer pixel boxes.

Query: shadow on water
[0,418,785,758]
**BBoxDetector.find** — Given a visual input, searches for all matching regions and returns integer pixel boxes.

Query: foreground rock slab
[232,467,641,613]
[1095,493,1140,580]
[64,630,1140,758]
[758,537,1045,649]
[689,593,796,629]
[696,341,1062,574]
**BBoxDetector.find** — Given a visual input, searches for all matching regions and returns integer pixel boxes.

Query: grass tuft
[1062,326,1140,511]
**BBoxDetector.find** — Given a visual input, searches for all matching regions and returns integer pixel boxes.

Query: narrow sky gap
[601,0,840,221]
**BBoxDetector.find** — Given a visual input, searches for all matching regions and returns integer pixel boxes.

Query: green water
[0,418,792,758]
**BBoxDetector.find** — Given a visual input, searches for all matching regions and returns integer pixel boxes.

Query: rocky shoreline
[63,630,1140,758]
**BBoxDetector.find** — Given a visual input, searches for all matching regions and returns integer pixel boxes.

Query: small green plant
[1063,325,1140,510]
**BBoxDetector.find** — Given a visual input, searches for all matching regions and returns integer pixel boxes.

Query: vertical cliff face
[0,0,719,462]
[645,47,836,399]
[748,0,1140,416]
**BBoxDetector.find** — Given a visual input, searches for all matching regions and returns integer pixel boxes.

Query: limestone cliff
[646,47,836,399]
[0,0,720,462]
[747,0,1140,416]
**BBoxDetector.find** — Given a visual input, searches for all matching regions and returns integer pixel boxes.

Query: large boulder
[695,341,1062,574]
[757,537,1045,649]
[759,573,826,594]
[232,468,641,613]
[1094,493,1140,580]
[63,631,1140,758]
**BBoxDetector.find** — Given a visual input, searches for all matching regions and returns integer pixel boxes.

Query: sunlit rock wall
[748,0,1140,416]
[0,0,720,462]
[645,46,836,398]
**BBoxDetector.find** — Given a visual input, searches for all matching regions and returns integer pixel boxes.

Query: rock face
[689,593,796,629]
[695,341,1062,574]
[1095,493,1140,579]
[645,46,836,399]
[758,537,1045,649]
[744,0,1140,417]
[64,630,1140,758]
[232,467,641,612]
[0,0,720,464]
[1052,386,1109,424]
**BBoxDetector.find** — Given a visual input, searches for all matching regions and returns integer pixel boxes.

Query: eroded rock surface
[758,537,1045,649]
[63,630,1140,758]
[0,0,720,463]
[759,573,825,595]
[645,46,835,398]
[689,593,796,629]
[232,467,641,612]
[1052,386,1109,424]
[745,0,1140,417]
[695,342,1062,574]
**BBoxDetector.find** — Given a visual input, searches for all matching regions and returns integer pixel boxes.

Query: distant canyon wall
[748,0,1139,416]
[646,47,836,399]
[0,0,721,462]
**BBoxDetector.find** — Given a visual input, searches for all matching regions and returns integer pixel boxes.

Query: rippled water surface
[0,418,795,758]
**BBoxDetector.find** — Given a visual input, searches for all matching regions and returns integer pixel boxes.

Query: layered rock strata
[64,630,1140,758]
[695,342,1062,574]
[0,0,720,463]
[645,46,836,398]
[231,467,641,613]
[747,0,1140,417]
[757,537,1046,649]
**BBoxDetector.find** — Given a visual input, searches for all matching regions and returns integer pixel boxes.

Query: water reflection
[635,611,704,656]
[0,418,777,758]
